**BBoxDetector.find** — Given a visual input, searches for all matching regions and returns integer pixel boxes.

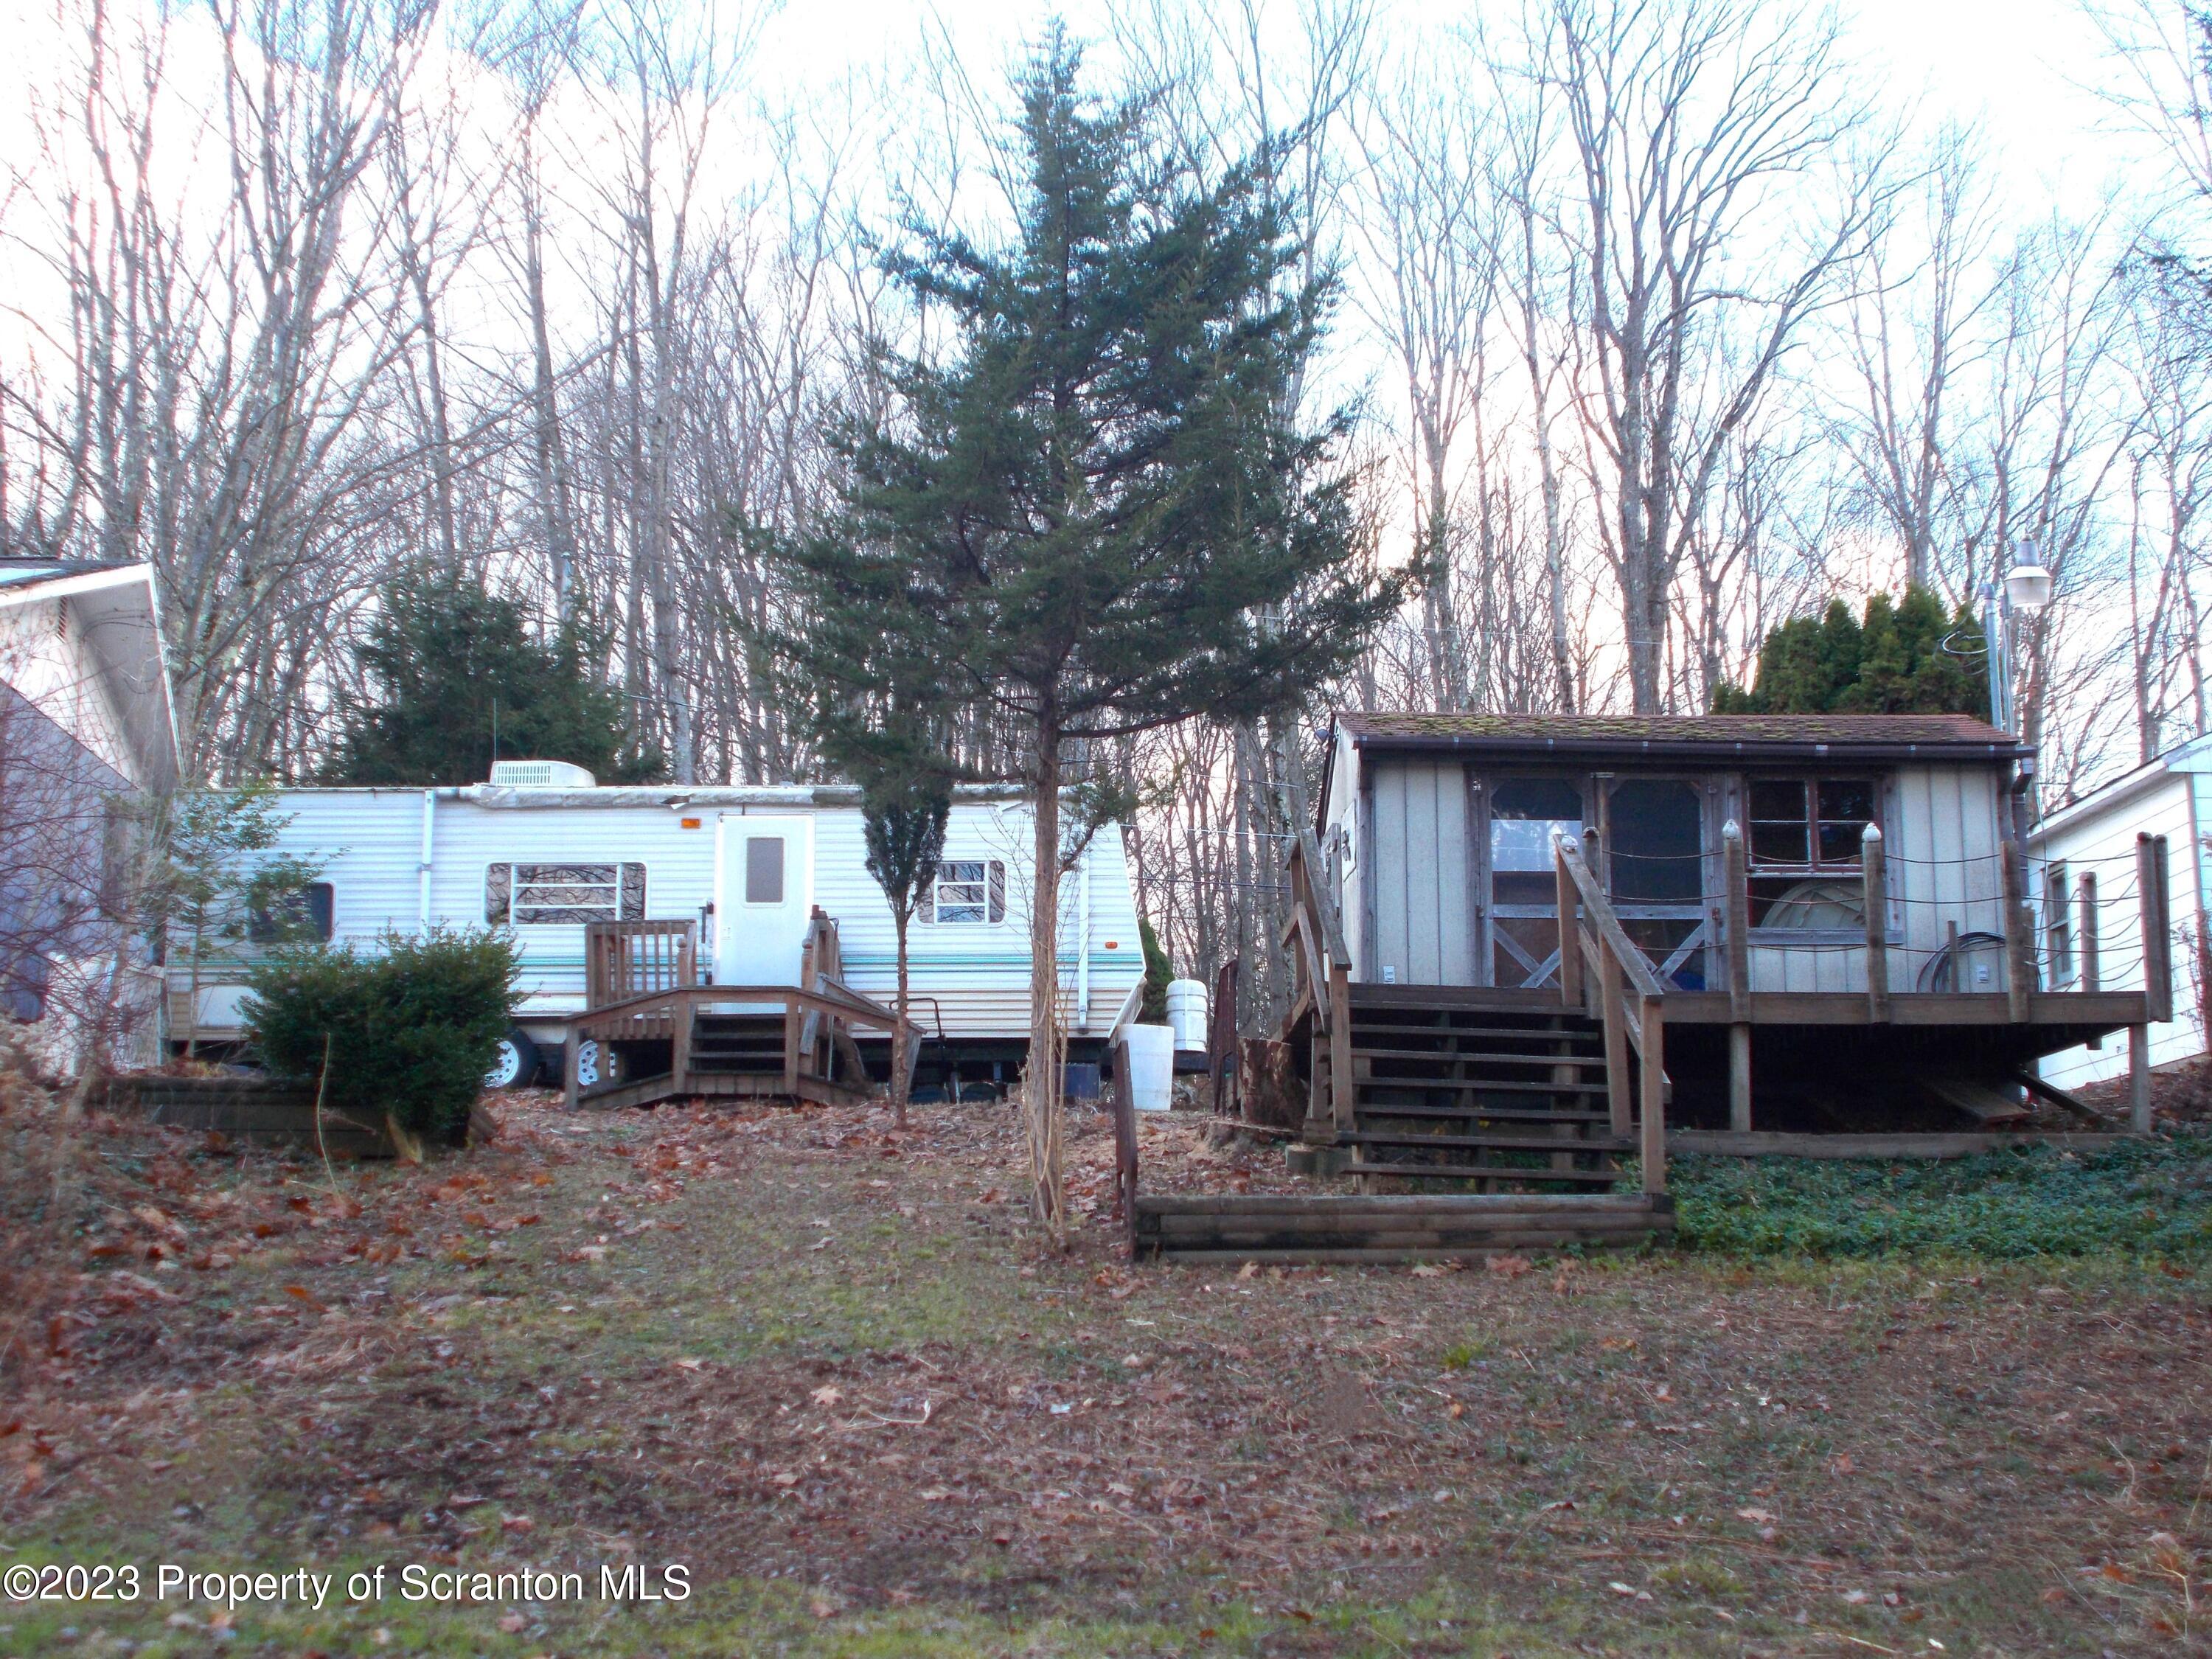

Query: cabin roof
[1338,711,2027,763]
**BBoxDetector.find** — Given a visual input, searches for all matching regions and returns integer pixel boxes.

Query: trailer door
[713,815,814,987]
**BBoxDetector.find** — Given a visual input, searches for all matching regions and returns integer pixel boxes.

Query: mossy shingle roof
[1339,711,2021,753]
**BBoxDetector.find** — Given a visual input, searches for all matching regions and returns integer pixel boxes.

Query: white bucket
[1121,1024,1175,1112]
[1164,978,1208,1051]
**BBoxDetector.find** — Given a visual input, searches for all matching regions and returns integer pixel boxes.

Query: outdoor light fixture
[2004,562,2053,613]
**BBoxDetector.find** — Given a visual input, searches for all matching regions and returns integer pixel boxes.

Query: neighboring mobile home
[0,557,179,1076]
[1279,713,2173,1173]
[175,765,1147,1102]
[2028,733,2211,1091]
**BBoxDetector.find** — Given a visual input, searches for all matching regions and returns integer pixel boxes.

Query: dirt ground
[2,1091,2209,1657]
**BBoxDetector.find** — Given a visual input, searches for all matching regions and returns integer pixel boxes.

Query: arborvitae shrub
[244,929,519,1141]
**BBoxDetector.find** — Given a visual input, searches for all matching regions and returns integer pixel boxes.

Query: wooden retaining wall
[97,1075,397,1158]
[1131,1191,1674,1264]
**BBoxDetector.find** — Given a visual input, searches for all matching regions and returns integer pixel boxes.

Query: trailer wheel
[484,1028,541,1089]
[574,1038,604,1090]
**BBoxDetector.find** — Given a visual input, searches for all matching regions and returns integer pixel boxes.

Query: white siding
[2031,772,2205,1088]
[176,790,1144,1045]
[0,597,135,783]
[1368,757,1475,986]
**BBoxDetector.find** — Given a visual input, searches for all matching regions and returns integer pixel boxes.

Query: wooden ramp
[1130,1192,1673,1264]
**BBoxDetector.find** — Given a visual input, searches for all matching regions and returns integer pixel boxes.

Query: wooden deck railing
[1284,826,1354,1141]
[585,919,698,1010]
[1554,830,1669,1196]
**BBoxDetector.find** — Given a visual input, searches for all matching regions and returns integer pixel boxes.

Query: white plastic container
[1165,978,1209,1051]
[1121,1023,1175,1112]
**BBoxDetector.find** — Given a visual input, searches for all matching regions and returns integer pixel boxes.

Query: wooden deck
[563,913,900,1110]
[1282,830,2177,1138]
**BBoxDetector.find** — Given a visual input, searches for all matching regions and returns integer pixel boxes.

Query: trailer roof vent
[488,759,597,789]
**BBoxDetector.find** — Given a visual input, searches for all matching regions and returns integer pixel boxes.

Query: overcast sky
[745,0,2152,219]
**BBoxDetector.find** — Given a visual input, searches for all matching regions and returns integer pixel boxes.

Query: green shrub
[243,929,520,1141]
[1671,1132,2212,1259]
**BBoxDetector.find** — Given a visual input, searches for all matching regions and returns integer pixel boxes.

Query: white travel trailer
[175,763,1147,1100]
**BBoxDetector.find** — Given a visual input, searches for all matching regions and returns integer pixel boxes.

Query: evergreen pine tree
[1841,594,1905,712]
[1711,585,1989,717]
[324,574,657,785]
[760,32,1404,1231]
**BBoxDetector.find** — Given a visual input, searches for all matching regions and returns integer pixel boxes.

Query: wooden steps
[1342,1130,1635,1155]
[1355,1102,1614,1124]
[1339,998,1626,1195]
[1132,1192,1673,1262]
[1343,1161,1624,1186]
[687,1013,788,1075]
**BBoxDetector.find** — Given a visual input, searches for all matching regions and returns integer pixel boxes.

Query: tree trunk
[1026,728,1065,1239]
[892,908,911,1131]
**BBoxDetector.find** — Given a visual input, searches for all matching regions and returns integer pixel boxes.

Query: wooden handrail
[1554,834,1668,1197]
[575,980,899,1034]
[1291,826,1352,969]
[1284,829,1354,1136]
[1554,838,1667,1002]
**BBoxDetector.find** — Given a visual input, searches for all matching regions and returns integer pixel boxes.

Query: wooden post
[2079,870,2100,992]
[1555,837,1583,1010]
[563,1024,582,1110]
[2138,833,2174,1023]
[783,1001,802,1096]
[1600,949,1630,1139]
[2080,870,2101,1050]
[2000,841,2033,1022]
[1722,820,1752,1133]
[1723,823,1750,1015]
[671,997,693,1098]
[2129,1023,2153,1135]
[1327,964,1353,1134]
[1639,995,1666,1196]
[1862,824,1890,1021]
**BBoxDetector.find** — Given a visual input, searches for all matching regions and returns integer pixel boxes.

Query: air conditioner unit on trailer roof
[488,759,598,789]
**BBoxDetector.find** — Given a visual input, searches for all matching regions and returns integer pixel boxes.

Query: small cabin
[1292,713,2174,1136]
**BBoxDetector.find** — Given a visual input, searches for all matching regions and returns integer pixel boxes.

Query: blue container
[1061,1062,1102,1102]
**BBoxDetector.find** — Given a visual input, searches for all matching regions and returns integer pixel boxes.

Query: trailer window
[486,863,646,925]
[250,882,335,943]
[930,860,1006,925]
[744,836,785,904]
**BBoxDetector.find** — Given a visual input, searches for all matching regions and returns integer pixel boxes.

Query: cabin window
[1487,778,1583,906]
[485,863,646,925]
[1607,779,1703,901]
[744,836,785,904]
[928,860,1006,925]
[1747,777,1877,928]
[250,882,335,943]
[2045,860,2073,986]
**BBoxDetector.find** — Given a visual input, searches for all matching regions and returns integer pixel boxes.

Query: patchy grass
[1672,1130,2212,1259]
[1,1092,2209,1656]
